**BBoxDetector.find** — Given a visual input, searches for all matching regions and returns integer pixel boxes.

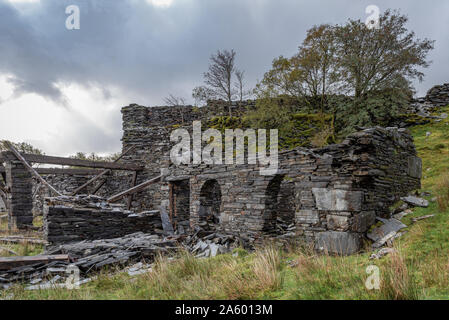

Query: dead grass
[435,173,449,212]
[252,244,283,291]
[378,247,421,300]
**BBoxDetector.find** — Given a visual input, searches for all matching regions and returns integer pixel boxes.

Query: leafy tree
[192,86,216,106]
[297,24,340,114]
[255,55,306,101]
[253,9,434,140]
[334,9,434,98]
[0,140,44,155]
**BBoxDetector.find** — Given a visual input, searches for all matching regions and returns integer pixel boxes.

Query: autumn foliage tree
[253,9,434,137]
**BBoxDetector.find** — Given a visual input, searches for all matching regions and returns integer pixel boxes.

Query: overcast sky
[0,0,448,156]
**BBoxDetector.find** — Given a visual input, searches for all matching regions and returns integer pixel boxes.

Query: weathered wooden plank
[0,166,108,175]
[71,146,135,196]
[0,254,70,271]
[3,142,62,197]
[0,246,18,256]
[108,175,162,203]
[0,151,143,171]
[91,179,107,195]
[0,191,7,211]
[126,171,138,210]
[3,141,63,197]
[0,237,46,245]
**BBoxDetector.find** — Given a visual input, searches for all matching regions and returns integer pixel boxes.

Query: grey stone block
[315,231,362,255]
[312,188,363,211]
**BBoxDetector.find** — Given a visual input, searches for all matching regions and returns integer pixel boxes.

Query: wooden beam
[0,166,109,175]
[0,190,7,211]
[91,179,107,195]
[1,152,142,171]
[126,171,138,210]
[0,246,18,256]
[2,141,63,197]
[0,236,46,245]
[0,254,70,271]
[71,146,135,196]
[108,175,162,203]
[0,176,9,211]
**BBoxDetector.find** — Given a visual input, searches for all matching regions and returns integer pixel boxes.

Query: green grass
[2,108,449,300]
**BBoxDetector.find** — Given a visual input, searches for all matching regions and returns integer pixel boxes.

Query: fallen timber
[0,237,47,245]
[0,255,70,271]
[71,146,136,196]
[107,175,162,203]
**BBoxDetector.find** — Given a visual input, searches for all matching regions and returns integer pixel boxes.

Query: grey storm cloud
[1,0,448,106]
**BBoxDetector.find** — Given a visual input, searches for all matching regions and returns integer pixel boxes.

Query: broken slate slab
[372,231,397,249]
[367,218,407,243]
[400,196,429,208]
[370,248,396,260]
[393,209,412,220]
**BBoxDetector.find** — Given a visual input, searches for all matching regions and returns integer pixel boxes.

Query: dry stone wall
[4,160,33,229]
[44,201,163,244]
[425,83,449,107]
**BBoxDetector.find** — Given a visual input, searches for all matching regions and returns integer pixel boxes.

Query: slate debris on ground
[0,229,242,290]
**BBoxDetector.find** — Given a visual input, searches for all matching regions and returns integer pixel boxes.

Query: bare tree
[203,49,237,117]
[164,94,187,107]
[164,94,187,123]
[234,69,245,103]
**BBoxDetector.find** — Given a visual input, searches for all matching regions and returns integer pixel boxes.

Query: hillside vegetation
[1,107,448,300]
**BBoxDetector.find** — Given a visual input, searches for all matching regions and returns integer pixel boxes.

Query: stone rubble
[369,247,397,260]
[367,217,407,249]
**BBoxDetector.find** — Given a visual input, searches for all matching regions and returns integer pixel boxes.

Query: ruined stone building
[0,100,423,255]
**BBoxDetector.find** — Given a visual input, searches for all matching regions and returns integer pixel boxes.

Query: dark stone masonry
[44,199,162,244]
[2,98,423,255]
[425,83,449,107]
[112,101,421,254]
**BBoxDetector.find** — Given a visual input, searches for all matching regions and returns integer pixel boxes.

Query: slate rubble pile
[1,226,242,290]
[367,193,430,258]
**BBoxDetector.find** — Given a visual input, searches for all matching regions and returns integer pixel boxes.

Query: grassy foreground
[1,109,449,300]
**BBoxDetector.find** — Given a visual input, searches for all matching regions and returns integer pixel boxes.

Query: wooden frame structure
[0,144,145,230]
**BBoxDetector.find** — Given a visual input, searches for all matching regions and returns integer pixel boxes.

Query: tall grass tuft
[252,244,283,291]
[435,173,449,212]
[379,249,421,300]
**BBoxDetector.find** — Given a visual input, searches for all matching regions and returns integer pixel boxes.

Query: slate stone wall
[4,160,33,229]
[425,83,449,106]
[44,204,163,244]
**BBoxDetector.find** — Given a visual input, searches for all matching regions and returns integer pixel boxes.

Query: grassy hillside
[2,108,449,300]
